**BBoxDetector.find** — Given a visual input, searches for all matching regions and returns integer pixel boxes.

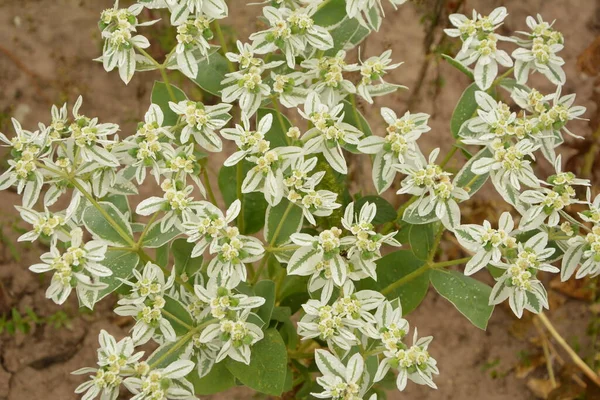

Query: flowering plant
[2,1,599,398]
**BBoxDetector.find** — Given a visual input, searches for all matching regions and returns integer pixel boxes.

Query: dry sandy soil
[1,0,600,399]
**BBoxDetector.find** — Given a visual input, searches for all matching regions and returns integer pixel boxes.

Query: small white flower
[358,108,429,193]
[221,114,273,167]
[173,16,213,78]
[194,279,265,320]
[221,66,271,118]
[489,232,556,318]
[300,92,364,175]
[123,360,197,400]
[301,51,359,105]
[198,309,264,365]
[167,0,228,25]
[29,228,110,307]
[169,100,232,151]
[356,50,405,104]
[455,212,517,275]
[313,350,370,400]
[16,207,70,245]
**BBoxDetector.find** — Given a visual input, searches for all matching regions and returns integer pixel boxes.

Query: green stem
[439,145,459,168]
[135,46,177,103]
[489,67,515,91]
[202,167,218,205]
[266,244,300,253]
[236,163,245,233]
[137,212,159,247]
[161,309,194,331]
[349,93,364,133]
[271,96,290,145]
[212,21,235,73]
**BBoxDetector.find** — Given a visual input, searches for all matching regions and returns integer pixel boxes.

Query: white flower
[489,232,556,318]
[221,114,273,167]
[512,14,565,85]
[298,298,359,350]
[168,0,227,24]
[29,228,110,307]
[300,92,364,174]
[345,0,408,30]
[16,207,70,245]
[374,300,410,352]
[396,149,468,230]
[241,145,304,206]
[194,279,265,320]
[358,108,429,193]
[98,3,154,84]
[0,118,48,207]
[206,224,265,287]
[312,350,370,400]
[182,200,239,258]
[161,143,205,195]
[356,50,405,104]
[136,179,204,232]
[73,331,144,400]
[250,6,333,69]
[374,329,439,391]
[221,66,271,118]
[562,223,600,281]
[301,51,359,105]
[173,16,213,78]
[471,139,540,190]
[118,262,176,305]
[271,72,310,108]
[198,309,264,365]
[445,7,512,90]
[123,360,197,400]
[455,212,517,275]
[168,100,232,151]
[283,157,341,225]
[341,202,401,279]
[114,296,177,345]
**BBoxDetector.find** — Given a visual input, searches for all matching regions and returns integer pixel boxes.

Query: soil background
[1,0,600,399]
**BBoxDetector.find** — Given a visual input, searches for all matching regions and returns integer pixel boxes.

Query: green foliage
[254,279,276,325]
[357,250,429,315]
[191,362,236,395]
[141,221,181,248]
[257,108,291,148]
[225,328,288,396]
[218,161,268,234]
[430,269,494,330]
[192,49,230,96]
[265,200,304,245]
[0,307,71,335]
[454,147,492,196]
[172,238,203,277]
[354,195,396,225]
[151,81,187,126]
[96,249,141,301]
[409,223,436,260]
[450,82,478,139]
[82,202,134,246]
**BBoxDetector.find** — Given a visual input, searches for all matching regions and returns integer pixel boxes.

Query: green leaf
[341,99,372,153]
[97,250,140,300]
[354,195,396,225]
[225,328,288,396]
[156,242,169,268]
[442,54,474,80]
[325,17,363,56]
[83,202,133,246]
[429,269,494,330]
[454,147,492,196]
[147,338,192,369]
[141,221,180,248]
[190,361,236,395]
[163,295,195,336]
[254,280,276,325]
[279,276,310,314]
[257,108,291,148]
[409,223,436,261]
[265,200,304,245]
[357,250,429,315]
[499,78,530,93]
[102,194,130,217]
[218,161,268,235]
[312,0,347,28]
[151,81,187,126]
[450,82,478,139]
[172,238,203,277]
[193,50,230,96]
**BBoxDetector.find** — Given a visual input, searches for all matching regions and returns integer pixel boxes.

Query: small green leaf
[225,328,288,396]
[193,50,230,96]
[190,361,236,395]
[151,81,187,126]
[312,0,347,28]
[254,280,276,325]
[450,82,478,139]
[172,238,203,277]
[141,221,180,248]
[325,17,364,56]
[218,161,268,235]
[409,223,436,260]
[429,269,494,330]
[147,338,192,369]
[454,147,492,196]
[354,195,396,225]
[265,200,304,245]
[257,108,291,148]
[83,202,133,246]
[442,54,475,80]
[356,250,429,315]
[341,99,372,153]
[163,295,195,336]
[96,250,140,301]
